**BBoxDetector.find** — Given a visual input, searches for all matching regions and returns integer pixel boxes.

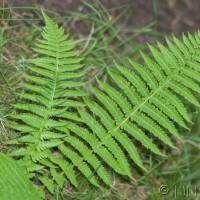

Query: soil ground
[6,0,200,36]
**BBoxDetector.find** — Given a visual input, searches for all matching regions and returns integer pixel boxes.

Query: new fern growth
[7,12,200,196]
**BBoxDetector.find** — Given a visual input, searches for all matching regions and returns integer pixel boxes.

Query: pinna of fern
[0,154,42,200]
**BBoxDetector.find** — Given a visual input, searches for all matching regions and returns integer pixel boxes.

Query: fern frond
[8,11,86,194]
[73,32,200,183]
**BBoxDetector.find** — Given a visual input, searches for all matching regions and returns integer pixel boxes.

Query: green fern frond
[8,11,86,194]
[70,32,200,184]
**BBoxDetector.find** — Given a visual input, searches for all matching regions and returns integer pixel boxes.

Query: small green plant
[4,12,200,197]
